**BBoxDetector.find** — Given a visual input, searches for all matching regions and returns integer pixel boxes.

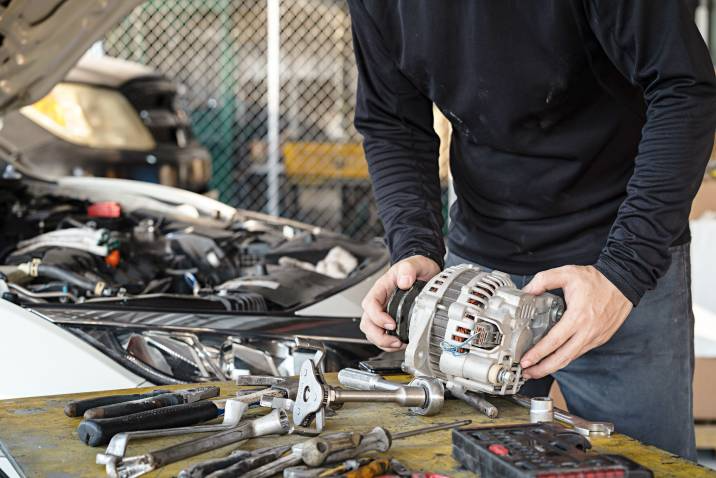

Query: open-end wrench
[96,399,248,478]
[114,408,291,478]
[511,394,614,437]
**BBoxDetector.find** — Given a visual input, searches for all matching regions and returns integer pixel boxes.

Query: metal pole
[266,0,281,216]
[696,0,710,45]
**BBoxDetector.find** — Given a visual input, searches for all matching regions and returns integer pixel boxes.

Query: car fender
[0,299,144,399]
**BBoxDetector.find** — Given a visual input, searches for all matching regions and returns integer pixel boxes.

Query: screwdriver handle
[63,390,169,417]
[77,400,219,447]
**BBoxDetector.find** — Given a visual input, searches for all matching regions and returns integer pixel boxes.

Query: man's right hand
[360,255,441,351]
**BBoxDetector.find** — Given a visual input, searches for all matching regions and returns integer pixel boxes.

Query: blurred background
[97,0,452,242]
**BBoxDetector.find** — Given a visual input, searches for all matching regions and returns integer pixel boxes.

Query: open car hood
[0,0,142,115]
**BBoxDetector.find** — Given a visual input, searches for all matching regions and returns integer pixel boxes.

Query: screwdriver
[239,419,472,478]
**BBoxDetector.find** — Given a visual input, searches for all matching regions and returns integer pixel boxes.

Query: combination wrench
[511,394,614,437]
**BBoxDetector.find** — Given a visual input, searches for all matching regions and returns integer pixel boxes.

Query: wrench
[511,394,614,437]
[114,409,291,478]
[96,399,248,478]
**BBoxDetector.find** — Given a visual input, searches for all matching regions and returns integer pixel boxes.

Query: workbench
[0,375,713,477]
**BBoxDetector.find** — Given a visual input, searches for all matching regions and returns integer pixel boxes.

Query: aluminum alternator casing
[390,264,564,395]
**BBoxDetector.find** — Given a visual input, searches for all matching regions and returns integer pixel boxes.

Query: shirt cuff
[593,254,644,306]
[392,247,445,270]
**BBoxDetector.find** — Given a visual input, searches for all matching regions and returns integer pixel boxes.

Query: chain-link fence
[104,0,386,240]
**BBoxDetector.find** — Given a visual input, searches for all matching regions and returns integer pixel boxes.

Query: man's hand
[360,255,441,351]
[520,265,633,379]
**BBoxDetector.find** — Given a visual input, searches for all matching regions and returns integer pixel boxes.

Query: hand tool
[234,338,327,409]
[528,396,553,423]
[115,408,291,478]
[341,457,391,478]
[338,368,498,419]
[64,390,170,417]
[446,386,499,419]
[83,386,219,419]
[78,400,221,447]
[511,394,613,437]
[282,457,373,478]
[295,360,444,432]
[187,445,294,478]
[452,422,652,477]
[388,458,411,477]
[178,446,292,478]
[238,419,472,478]
[234,375,299,406]
[96,399,248,478]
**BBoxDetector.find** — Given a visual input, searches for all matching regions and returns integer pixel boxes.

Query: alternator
[387,264,564,395]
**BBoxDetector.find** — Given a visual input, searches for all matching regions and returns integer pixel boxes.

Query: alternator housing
[389,264,563,395]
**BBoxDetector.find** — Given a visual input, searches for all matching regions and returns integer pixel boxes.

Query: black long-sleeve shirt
[348,0,716,305]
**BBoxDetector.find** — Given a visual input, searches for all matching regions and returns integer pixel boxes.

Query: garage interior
[1,1,716,477]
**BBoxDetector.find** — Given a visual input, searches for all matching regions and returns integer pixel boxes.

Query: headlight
[20,82,156,151]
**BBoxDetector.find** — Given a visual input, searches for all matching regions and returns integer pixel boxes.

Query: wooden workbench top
[0,375,713,477]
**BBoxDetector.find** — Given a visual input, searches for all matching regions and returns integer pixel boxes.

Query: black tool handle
[83,392,187,419]
[63,390,169,417]
[77,400,219,447]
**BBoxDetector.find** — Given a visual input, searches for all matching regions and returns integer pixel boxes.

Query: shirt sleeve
[347,0,445,267]
[583,0,716,305]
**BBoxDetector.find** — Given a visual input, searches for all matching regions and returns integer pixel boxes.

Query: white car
[0,0,387,401]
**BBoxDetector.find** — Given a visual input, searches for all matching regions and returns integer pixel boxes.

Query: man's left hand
[520,265,633,379]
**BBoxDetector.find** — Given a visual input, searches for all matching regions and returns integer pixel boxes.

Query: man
[348,0,716,460]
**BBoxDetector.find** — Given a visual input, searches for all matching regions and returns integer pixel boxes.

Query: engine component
[11,227,113,257]
[17,258,112,296]
[387,264,564,395]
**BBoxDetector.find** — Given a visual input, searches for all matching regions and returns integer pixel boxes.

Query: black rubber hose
[36,264,104,294]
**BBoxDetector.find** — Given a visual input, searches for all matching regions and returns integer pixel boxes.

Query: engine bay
[0,180,385,313]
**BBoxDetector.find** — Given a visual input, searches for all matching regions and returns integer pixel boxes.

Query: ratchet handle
[83,392,186,419]
[77,400,219,447]
[63,390,168,417]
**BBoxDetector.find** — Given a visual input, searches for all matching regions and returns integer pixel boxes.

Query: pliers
[65,386,222,447]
